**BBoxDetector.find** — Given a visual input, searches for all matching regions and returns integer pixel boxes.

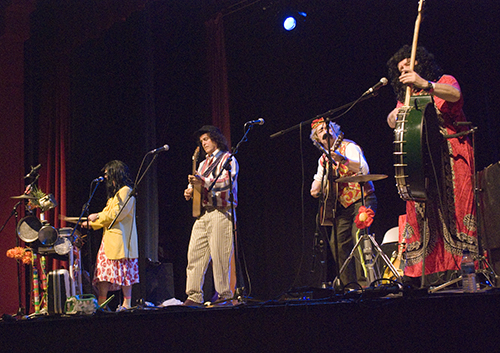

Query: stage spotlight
[282,11,306,31]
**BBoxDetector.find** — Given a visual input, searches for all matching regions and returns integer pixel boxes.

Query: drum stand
[334,179,402,286]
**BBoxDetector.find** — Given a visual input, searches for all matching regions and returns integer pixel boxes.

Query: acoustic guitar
[383,239,406,280]
[314,133,344,226]
[191,147,202,218]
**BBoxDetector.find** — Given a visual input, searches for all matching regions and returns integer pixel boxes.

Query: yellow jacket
[90,186,138,260]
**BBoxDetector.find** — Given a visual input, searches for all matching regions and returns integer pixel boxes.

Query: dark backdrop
[32,0,499,301]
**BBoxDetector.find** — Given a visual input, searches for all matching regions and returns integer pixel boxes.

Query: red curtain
[0,1,36,316]
[206,12,232,145]
[0,0,150,315]
[205,11,237,292]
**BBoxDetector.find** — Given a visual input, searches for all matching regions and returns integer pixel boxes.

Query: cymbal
[59,216,88,223]
[11,194,37,200]
[335,174,388,183]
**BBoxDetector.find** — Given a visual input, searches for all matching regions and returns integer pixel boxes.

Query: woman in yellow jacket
[83,160,139,311]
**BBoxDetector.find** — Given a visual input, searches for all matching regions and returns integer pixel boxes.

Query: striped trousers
[186,207,234,303]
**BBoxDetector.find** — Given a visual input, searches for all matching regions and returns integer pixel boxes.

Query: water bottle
[461,249,476,293]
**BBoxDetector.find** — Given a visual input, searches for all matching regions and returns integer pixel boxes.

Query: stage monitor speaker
[478,161,500,278]
[478,161,500,249]
[132,262,174,306]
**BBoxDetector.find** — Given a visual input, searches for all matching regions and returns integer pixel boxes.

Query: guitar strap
[202,151,225,178]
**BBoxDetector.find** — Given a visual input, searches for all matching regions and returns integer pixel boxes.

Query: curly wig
[387,45,443,102]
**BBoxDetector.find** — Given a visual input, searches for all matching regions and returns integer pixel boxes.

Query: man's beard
[322,132,331,140]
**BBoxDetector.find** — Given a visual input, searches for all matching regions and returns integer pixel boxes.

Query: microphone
[362,77,388,96]
[148,144,170,154]
[24,164,42,179]
[93,176,105,183]
[244,118,265,126]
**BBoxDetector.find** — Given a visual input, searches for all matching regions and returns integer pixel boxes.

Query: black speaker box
[132,262,175,305]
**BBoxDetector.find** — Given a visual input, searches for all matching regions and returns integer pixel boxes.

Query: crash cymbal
[59,216,88,223]
[335,174,388,183]
[11,194,37,200]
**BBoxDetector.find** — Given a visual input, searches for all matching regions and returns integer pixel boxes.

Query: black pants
[330,194,377,286]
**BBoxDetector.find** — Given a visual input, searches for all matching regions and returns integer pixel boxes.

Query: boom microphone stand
[270,79,388,291]
[70,177,104,296]
[107,147,165,307]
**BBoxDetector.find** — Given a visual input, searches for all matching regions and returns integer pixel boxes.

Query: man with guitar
[386,45,477,286]
[310,118,377,287]
[183,125,238,306]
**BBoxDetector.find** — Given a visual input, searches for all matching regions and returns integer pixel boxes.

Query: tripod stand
[333,174,402,287]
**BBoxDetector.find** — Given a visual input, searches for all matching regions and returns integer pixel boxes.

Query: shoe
[115,305,131,312]
[211,299,234,307]
[181,299,204,307]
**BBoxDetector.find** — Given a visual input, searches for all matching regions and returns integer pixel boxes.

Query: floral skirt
[92,242,139,291]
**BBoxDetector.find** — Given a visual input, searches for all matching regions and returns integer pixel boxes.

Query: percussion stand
[334,176,402,286]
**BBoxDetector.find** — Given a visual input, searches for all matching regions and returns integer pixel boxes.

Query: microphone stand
[106,152,159,308]
[208,125,253,304]
[71,178,104,296]
[311,139,340,289]
[0,201,24,316]
[270,90,381,292]
[108,153,158,230]
[269,91,380,139]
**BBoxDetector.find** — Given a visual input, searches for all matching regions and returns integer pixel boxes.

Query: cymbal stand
[334,182,402,286]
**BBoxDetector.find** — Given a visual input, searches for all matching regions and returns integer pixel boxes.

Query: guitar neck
[191,147,202,218]
[404,0,425,107]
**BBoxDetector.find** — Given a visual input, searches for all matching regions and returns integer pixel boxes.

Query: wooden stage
[2,287,500,352]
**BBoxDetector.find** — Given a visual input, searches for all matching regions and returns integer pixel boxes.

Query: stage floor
[2,286,500,353]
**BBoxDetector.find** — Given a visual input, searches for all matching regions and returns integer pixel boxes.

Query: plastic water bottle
[461,249,476,293]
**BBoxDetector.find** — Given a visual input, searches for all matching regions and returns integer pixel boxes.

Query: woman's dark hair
[387,45,443,102]
[102,160,133,199]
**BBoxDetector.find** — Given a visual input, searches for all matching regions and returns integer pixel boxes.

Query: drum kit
[12,193,82,256]
[11,192,85,298]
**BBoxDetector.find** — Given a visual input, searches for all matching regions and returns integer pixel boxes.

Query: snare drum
[16,215,42,243]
